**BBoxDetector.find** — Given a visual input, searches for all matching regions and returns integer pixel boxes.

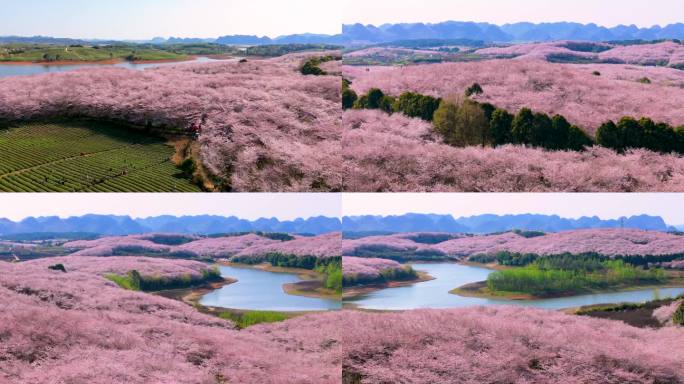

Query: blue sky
[345,0,684,28]
[343,194,684,225]
[0,0,343,39]
[0,194,341,221]
[1,0,682,40]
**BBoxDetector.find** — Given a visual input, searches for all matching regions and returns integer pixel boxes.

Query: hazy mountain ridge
[0,34,344,46]
[342,21,684,44]
[342,213,673,234]
[0,215,341,235]
[7,21,684,47]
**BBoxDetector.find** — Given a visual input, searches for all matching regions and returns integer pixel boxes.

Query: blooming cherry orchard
[343,228,684,259]
[0,52,342,192]
[342,256,404,280]
[64,232,341,259]
[341,307,684,383]
[0,258,342,383]
[343,109,684,191]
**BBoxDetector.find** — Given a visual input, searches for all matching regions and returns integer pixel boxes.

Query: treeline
[105,267,222,292]
[486,259,666,296]
[596,117,684,153]
[230,252,341,271]
[343,265,418,287]
[470,250,684,268]
[346,82,684,154]
[347,245,447,262]
[404,233,460,244]
[300,54,341,75]
[246,44,341,57]
[512,229,546,238]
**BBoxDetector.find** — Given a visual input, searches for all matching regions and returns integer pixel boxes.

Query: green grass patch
[218,310,290,329]
[0,121,201,192]
[105,273,140,291]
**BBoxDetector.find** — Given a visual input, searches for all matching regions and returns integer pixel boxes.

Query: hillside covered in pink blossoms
[64,232,342,259]
[344,58,684,131]
[341,307,684,383]
[0,259,341,383]
[0,52,342,192]
[343,228,684,259]
[343,109,684,192]
[20,255,215,278]
[342,232,446,256]
[342,256,403,279]
[476,41,684,68]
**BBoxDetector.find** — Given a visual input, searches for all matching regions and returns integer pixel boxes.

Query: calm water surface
[346,262,684,310]
[0,56,228,78]
[200,264,341,311]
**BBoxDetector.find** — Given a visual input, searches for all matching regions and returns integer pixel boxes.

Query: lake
[199,264,341,312]
[345,262,684,310]
[0,56,229,78]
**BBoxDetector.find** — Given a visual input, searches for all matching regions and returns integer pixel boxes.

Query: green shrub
[342,88,358,110]
[300,59,326,75]
[673,301,684,326]
[433,98,490,146]
[465,83,484,97]
[392,92,441,121]
[48,264,67,273]
[490,108,514,146]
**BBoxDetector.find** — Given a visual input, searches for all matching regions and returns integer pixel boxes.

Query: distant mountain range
[0,215,341,236]
[0,35,121,45]
[342,214,674,234]
[0,34,345,46]
[342,21,684,45]
[5,21,684,48]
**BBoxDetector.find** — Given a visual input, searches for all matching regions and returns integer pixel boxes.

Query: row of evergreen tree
[344,80,684,154]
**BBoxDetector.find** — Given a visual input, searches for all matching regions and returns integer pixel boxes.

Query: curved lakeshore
[198,262,341,311]
[343,271,435,299]
[451,278,684,301]
[344,262,684,310]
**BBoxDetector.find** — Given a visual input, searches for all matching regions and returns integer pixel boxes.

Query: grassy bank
[573,295,684,328]
[0,44,187,63]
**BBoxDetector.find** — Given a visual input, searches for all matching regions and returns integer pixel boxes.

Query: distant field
[0,122,201,192]
[0,44,187,62]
